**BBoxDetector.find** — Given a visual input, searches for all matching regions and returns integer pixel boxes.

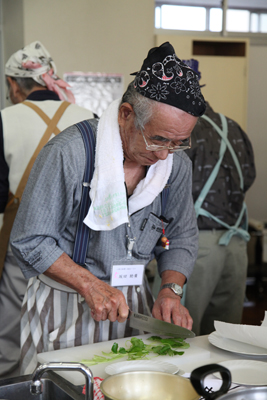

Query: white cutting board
[37,333,210,386]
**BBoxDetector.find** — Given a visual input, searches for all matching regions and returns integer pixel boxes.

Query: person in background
[0,40,96,378]
[10,42,206,374]
[182,59,256,335]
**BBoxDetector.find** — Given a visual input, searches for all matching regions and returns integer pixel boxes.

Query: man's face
[118,102,197,166]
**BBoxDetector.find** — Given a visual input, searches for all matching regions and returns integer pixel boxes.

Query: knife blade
[128,310,195,338]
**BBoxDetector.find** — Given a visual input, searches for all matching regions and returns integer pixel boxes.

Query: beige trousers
[185,230,248,336]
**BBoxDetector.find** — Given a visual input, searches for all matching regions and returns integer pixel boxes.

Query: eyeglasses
[141,130,191,153]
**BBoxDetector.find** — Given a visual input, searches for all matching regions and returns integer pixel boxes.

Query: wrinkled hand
[44,253,129,324]
[152,289,193,330]
[84,278,129,323]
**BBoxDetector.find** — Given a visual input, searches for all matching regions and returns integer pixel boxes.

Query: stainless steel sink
[0,370,85,400]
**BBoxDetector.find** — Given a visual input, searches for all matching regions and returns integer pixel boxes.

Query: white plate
[208,331,267,357]
[105,360,179,375]
[215,360,267,386]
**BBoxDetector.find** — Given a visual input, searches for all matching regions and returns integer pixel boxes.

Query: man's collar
[27,90,61,101]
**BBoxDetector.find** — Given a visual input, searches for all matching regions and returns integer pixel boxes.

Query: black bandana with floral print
[131,42,206,117]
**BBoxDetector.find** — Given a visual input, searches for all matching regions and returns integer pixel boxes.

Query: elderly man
[11,42,206,374]
[0,41,95,377]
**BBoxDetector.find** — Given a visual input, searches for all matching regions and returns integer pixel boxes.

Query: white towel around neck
[83,98,173,231]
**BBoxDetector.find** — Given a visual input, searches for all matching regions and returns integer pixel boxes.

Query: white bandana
[5,41,75,103]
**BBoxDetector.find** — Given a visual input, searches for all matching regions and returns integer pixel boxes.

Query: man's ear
[6,76,13,86]
[118,103,134,126]
[6,76,26,104]
[7,77,18,92]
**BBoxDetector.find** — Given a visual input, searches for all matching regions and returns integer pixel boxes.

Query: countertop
[180,334,267,373]
[37,333,267,386]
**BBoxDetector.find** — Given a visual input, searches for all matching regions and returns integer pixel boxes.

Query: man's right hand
[84,277,129,322]
[44,252,129,323]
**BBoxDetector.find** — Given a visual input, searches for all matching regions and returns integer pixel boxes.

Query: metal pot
[211,387,267,400]
[100,370,199,400]
[190,364,267,400]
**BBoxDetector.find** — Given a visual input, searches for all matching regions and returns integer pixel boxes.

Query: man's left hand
[152,287,193,330]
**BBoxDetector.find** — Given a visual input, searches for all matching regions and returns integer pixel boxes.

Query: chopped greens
[147,336,190,349]
[80,336,189,366]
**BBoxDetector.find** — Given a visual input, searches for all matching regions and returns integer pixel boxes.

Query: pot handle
[190,364,231,400]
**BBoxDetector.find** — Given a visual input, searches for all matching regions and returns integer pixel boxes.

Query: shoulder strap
[16,101,71,199]
[194,114,228,218]
[201,113,244,189]
[161,181,171,216]
[0,101,71,278]
[72,120,96,265]
[23,100,70,135]
[195,114,249,245]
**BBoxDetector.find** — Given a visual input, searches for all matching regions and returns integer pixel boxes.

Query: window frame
[155,1,267,44]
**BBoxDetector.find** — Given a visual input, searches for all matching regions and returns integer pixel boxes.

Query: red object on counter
[82,377,104,400]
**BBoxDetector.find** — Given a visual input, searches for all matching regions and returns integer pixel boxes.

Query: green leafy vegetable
[80,335,189,366]
[111,342,118,353]
[147,336,163,341]
[81,352,123,366]
[147,336,190,349]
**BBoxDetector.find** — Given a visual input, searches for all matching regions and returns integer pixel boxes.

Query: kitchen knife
[128,310,195,338]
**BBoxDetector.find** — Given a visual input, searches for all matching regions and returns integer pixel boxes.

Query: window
[227,9,250,32]
[157,5,206,31]
[209,8,222,32]
[260,14,267,33]
[250,12,267,33]
[155,1,267,34]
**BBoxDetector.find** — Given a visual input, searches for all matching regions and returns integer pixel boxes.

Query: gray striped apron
[20,276,154,374]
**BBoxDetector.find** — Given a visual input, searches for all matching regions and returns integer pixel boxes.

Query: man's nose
[153,149,169,160]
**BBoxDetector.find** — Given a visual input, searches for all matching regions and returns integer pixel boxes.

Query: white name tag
[110,262,145,287]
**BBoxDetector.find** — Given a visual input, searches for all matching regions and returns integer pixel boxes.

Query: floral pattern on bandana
[132,42,206,117]
[188,79,203,101]
[148,82,169,101]
[170,77,187,95]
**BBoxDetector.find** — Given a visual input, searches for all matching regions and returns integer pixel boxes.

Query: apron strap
[194,114,249,245]
[161,180,171,216]
[198,204,250,245]
[72,120,96,265]
[195,114,228,217]
[17,101,70,199]
[201,113,244,189]
[0,101,70,278]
